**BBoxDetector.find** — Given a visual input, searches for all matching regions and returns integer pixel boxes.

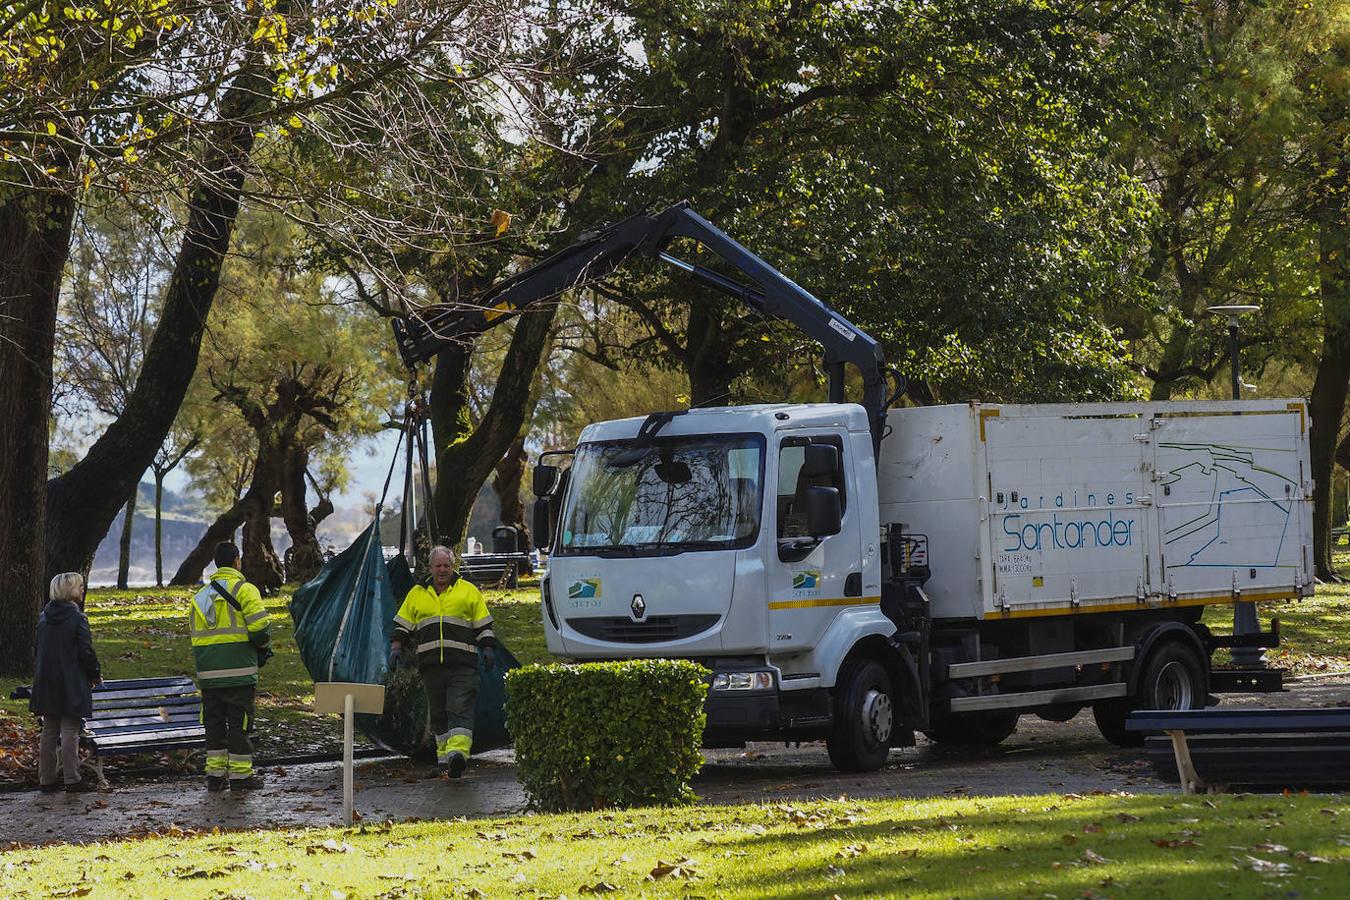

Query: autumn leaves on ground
[6,794,1350,898]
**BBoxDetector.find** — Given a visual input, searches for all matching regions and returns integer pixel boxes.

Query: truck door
[767,431,865,652]
[1150,407,1311,601]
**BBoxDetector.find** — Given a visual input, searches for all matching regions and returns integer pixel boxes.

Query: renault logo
[630,593,646,620]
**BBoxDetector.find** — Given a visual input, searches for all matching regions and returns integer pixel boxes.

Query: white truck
[394,205,1313,772]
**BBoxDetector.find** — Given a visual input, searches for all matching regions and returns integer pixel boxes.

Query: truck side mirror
[531,497,552,549]
[533,464,560,497]
[802,443,840,478]
[804,486,842,537]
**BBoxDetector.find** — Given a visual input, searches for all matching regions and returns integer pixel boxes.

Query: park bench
[459,552,530,588]
[1128,707,1350,795]
[81,676,206,786]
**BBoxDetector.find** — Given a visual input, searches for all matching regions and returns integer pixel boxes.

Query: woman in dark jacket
[30,572,102,792]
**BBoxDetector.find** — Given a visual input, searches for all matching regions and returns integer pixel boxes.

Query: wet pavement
[3,673,1347,847]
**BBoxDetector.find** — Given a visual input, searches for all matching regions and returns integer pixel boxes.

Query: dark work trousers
[202,685,256,779]
[421,663,478,762]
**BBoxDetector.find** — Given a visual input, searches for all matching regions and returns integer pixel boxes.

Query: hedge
[505,659,709,811]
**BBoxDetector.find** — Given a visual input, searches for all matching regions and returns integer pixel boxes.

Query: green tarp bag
[289,515,517,756]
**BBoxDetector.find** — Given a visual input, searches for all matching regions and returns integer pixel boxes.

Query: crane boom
[392,202,898,450]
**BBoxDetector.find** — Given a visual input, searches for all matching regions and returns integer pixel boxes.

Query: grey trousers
[421,663,478,762]
[39,715,82,786]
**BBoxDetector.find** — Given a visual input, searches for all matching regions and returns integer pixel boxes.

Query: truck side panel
[1151,406,1312,602]
[879,400,1312,622]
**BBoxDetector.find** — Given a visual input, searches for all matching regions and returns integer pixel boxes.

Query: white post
[343,692,354,825]
[314,682,383,827]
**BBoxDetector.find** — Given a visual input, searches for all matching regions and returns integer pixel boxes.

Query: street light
[1208,305,1260,400]
[1208,304,1262,667]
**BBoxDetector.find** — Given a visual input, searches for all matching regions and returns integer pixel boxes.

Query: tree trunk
[0,175,79,676]
[116,490,137,590]
[432,306,559,546]
[242,497,283,594]
[170,492,254,585]
[1310,128,1350,581]
[45,73,266,580]
[279,444,324,584]
[686,300,738,407]
[492,434,531,559]
[154,472,166,587]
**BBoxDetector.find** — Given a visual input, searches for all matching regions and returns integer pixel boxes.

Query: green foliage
[506,659,709,811]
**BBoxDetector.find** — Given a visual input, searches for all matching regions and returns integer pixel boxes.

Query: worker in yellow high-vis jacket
[390,545,496,778]
[189,541,272,792]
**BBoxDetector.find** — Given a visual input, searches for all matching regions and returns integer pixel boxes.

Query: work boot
[39,782,62,794]
[64,779,98,793]
[447,753,466,779]
[206,775,228,792]
[229,775,265,792]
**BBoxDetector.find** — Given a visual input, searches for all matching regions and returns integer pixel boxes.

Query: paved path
[3,674,1346,847]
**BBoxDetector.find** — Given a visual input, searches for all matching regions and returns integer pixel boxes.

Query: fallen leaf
[649,858,699,880]
[1081,850,1110,865]
[579,882,619,894]
[835,843,868,859]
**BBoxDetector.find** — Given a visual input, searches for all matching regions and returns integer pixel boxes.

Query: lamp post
[1208,304,1262,666]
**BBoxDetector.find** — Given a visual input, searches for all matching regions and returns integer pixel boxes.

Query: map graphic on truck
[568,579,601,600]
[1158,442,1298,569]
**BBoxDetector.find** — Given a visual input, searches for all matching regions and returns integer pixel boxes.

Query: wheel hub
[1156,660,1194,709]
[861,689,893,745]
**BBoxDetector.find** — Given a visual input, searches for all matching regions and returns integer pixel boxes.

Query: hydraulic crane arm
[393,201,900,451]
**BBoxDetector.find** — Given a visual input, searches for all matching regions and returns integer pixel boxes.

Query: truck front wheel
[1094,638,1207,747]
[826,660,895,773]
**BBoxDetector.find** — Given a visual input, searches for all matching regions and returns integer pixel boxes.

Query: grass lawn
[5,793,1350,898]
[0,580,550,767]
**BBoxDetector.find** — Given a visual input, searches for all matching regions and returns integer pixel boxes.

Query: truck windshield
[556,434,765,556]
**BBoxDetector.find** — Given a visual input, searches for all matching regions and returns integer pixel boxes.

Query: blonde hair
[49,572,85,604]
[428,545,459,569]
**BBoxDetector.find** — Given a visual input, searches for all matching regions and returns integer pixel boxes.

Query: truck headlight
[711,671,774,691]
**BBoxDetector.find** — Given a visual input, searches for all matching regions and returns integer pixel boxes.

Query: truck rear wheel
[1094,638,1207,747]
[923,710,1019,747]
[826,660,894,773]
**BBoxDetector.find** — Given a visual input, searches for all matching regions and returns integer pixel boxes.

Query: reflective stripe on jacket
[392,575,495,668]
[190,567,271,689]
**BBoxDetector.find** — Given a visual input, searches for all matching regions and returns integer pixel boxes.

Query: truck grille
[566,614,720,643]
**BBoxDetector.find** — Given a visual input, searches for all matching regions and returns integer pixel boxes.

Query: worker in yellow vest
[390,545,496,777]
[189,541,272,791]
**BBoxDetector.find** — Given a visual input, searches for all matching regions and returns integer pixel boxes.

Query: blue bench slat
[90,718,203,737]
[88,712,202,730]
[91,732,206,755]
[96,676,196,689]
[92,691,198,708]
[1127,708,1350,734]
[92,694,200,712]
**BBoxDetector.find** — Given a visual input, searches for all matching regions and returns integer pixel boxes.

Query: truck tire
[923,710,1019,747]
[826,660,895,773]
[1094,638,1207,747]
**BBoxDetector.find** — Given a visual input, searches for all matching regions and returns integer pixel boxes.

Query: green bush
[505,659,709,811]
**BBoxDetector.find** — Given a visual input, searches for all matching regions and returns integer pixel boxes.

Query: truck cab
[538,403,901,756]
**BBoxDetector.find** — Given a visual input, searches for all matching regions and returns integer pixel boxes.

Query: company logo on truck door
[792,570,819,590]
